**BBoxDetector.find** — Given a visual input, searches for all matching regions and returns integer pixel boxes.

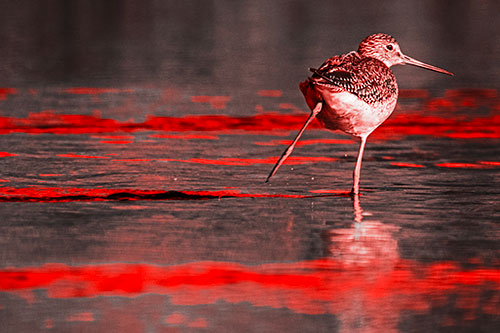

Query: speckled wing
[310,52,398,105]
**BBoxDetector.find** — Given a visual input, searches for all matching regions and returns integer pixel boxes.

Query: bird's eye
[386,44,393,51]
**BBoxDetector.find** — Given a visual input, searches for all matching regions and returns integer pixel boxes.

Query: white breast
[316,90,397,137]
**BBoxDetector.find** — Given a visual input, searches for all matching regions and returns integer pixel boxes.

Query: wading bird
[266,33,452,195]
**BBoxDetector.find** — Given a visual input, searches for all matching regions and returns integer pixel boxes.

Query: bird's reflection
[324,195,400,267]
[353,194,363,224]
[323,195,401,332]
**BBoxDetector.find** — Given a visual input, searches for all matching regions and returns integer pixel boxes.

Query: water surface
[1,1,499,332]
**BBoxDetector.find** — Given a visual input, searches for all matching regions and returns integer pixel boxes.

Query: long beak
[402,54,453,76]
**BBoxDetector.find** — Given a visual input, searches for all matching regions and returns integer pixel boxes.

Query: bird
[265,33,453,195]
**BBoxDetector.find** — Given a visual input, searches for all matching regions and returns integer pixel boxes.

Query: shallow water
[1,1,500,332]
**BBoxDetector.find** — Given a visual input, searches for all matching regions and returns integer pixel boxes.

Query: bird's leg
[353,193,363,223]
[351,136,367,196]
[265,101,322,182]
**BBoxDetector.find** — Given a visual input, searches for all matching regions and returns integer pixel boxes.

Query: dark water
[1,1,500,332]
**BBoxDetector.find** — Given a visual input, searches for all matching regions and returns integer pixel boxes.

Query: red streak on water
[426,98,455,111]
[445,88,498,99]
[0,88,17,100]
[390,162,425,168]
[66,312,95,322]
[398,89,430,99]
[374,114,500,140]
[309,189,352,194]
[258,90,283,97]
[100,140,133,144]
[0,88,498,140]
[254,138,355,146]
[91,135,135,139]
[445,132,500,139]
[479,161,500,166]
[160,156,337,166]
[0,186,345,202]
[425,89,498,111]
[188,318,208,328]
[278,103,302,112]
[64,88,134,95]
[149,134,219,140]
[190,96,231,109]
[165,313,187,325]
[0,152,17,157]
[436,163,496,169]
[112,159,153,162]
[0,260,498,317]
[145,113,320,132]
[44,319,54,329]
[0,110,498,140]
[57,154,110,159]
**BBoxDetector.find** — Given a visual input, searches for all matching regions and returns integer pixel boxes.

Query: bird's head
[358,33,453,75]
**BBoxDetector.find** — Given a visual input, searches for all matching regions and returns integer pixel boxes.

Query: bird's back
[311,52,398,105]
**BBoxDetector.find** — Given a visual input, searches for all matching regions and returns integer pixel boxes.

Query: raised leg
[265,101,322,182]
[351,135,367,196]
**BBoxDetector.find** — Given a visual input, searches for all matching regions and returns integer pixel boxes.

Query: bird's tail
[299,79,323,112]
